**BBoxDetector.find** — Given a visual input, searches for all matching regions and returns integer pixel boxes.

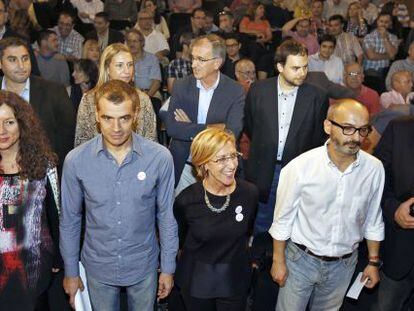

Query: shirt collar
[277,75,298,97]
[94,133,143,157]
[196,72,220,91]
[323,139,361,171]
[2,77,30,95]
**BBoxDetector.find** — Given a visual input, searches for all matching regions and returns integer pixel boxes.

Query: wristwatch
[368,259,383,269]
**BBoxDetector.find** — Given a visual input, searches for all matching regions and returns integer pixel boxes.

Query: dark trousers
[181,292,246,311]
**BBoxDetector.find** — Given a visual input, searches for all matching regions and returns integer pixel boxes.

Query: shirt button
[116,201,120,205]
[118,239,122,242]
[118,221,121,225]
[118,255,122,258]
[117,181,121,185]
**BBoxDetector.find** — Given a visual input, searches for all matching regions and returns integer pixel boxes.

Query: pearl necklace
[203,188,231,213]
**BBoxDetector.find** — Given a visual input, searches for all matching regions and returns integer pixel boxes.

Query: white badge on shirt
[137,171,146,181]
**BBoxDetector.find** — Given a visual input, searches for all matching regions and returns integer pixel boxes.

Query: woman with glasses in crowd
[75,43,157,146]
[174,127,258,311]
[0,91,61,310]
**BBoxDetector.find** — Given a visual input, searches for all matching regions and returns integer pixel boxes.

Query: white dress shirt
[143,29,170,55]
[277,76,298,161]
[70,0,104,24]
[196,73,220,124]
[269,142,385,257]
[1,78,31,102]
[309,52,344,84]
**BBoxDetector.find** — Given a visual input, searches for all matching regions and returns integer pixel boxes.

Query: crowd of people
[0,0,413,310]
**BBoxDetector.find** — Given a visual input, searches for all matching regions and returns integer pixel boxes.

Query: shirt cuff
[160,258,176,275]
[364,226,385,241]
[268,223,290,241]
[64,260,80,277]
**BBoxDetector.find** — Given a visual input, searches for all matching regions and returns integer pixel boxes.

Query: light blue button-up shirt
[60,133,178,286]
[1,77,30,102]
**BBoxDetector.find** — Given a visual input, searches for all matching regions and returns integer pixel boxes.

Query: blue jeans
[254,164,282,234]
[87,270,157,311]
[276,241,358,311]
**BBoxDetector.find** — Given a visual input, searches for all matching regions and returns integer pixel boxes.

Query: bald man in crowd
[235,58,256,94]
[270,99,385,311]
[380,70,414,109]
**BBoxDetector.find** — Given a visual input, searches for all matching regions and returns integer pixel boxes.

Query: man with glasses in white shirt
[270,99,385,311]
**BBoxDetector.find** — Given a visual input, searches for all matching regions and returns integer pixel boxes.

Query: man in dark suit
[165,34,244,195]
[374,117,414,311]
[86,12,124,52]
[0,37,76,171]
[245,39,328,233]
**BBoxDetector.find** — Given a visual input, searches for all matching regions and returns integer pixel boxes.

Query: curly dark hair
[0,91,57,180]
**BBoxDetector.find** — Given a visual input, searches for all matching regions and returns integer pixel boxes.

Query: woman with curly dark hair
[0,91,62,310]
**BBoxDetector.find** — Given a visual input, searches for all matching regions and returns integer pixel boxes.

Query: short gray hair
[191,34,226,62]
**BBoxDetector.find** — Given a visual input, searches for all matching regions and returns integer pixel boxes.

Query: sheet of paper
[346,272,368,300]
[74,262,93,311]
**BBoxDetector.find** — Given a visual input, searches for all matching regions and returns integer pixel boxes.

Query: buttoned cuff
[160,258,176,275]
[64,260,80,277]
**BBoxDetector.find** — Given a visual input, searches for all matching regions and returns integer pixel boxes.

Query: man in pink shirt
[380,70,414,109]
[343,62,381,115]
[282,17,319,55]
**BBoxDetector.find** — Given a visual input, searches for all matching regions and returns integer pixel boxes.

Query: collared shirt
[363,30,399,71]
[277,76,298,161]
[70,0,103,24]
[356,85,381,116]
[143,29,170,55]
[308,53,344,84]
[323,0,349,20]
[380,90,414,109]
[269,141,385,257]
[97,29,109,52]
[196,73,220,124]
[134,52,161,90]
[166,58,192,79]
[51,26,84,59]
[1,77,30,102]
[60,133,178,286]
[334,32,363,64]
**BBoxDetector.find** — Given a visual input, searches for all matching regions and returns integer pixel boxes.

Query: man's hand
[270,261,289,287]
[394,197,414,229]
[361,265,380,289]
[63,276,84,309]
[157,273,174,300]
[174,109,191,122]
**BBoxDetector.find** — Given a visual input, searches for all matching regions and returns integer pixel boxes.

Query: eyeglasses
[191,56,218,64]
[347,71,362,77]
[329,119,372,137]
[237,70,256,76]
[211,152,242,165]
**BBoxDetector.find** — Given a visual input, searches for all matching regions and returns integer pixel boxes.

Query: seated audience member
[328,14,363,64]
[344,1,368,38]
[386,41,414,91]
[235,58,256,93]
[378,0,410,27]
[9,8,36,43]
[293,0,312,19]
[265,0,292,31]
[166,32,193,94]
[363,12,399,77]
[75,43,157,147]
[270,99,384,311]
[221,34,244,80]
[309,0,327,39]
[380,70,414,109]
[0,37,76,170]
[82,39,100,64]
[68,59,98,113]
[308,34,344,84]
[204,10,220,34]
[282,17,319,55]
[218,10,237,34]
[36,30,70,86]
[230,0,254,25]
[239,3,273,62]
[51,11,84,61]
[104,0,137,29]
[125,29,162,99]
[360,0,378,26]
[0,90,61,311]
[140,0,170,39]
[86,12,124,53]
[323,0,348,20]
[136,9,169,62]
[343,62,381,115]
[174,127,259,311]
[168,0,201,13]
[70,0,103,35]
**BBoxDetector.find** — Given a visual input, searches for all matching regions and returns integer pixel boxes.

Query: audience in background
[82,38,100,64]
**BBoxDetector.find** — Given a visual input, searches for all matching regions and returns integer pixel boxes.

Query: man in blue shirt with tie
[60,80,178,311]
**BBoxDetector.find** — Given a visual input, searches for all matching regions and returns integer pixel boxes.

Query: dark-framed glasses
[190,56,218,64]
[329,119,372,137]
[211,152,243,165]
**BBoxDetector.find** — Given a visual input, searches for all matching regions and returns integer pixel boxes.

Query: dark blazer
[0,76,76,171]
[244,76,328,202]
[374,117,414,280]
[306,71,355,99]
[165,73,245,184]
[85,29,125,45]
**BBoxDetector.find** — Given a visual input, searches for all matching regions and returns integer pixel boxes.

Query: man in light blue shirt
[60,80,177,311]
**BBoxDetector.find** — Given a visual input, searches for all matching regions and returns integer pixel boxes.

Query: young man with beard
[270,99,385,310]
[244,39,328,234]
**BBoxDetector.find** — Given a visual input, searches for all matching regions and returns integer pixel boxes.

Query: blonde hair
[190,128,236,179]
[96,43,133,89]
[82,39,100,59]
